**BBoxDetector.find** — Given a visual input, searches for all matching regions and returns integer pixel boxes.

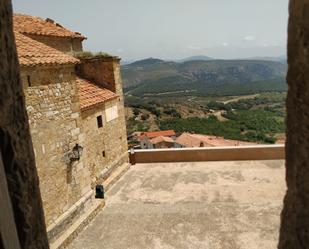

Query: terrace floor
[68,160,286,249]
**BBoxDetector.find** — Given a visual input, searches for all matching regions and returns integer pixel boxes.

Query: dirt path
[223,94,259,104]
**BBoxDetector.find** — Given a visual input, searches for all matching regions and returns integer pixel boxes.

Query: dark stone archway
[1,0,309,248]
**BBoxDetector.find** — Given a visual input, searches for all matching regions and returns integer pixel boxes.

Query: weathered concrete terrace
[68,159,286,249]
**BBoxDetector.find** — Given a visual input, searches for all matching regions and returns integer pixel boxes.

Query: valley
[122,58,287,144]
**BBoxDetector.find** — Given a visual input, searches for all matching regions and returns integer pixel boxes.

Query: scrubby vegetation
[158,109,284,144]
[71,51,112,59]
[126,117,150,135]
[163,107,181,118]
[125,96,161,117]
[125,92,286,144]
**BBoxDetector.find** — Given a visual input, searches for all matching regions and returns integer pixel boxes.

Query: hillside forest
[122,58,287,144]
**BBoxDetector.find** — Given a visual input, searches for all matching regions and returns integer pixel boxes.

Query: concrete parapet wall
[129,145,285,164]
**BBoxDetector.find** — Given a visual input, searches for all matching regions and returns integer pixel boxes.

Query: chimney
[76,56,123,95]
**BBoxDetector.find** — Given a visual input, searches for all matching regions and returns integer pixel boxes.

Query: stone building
[149,136,175,149]
[139,130,176,149]
[13,13,128,243]
[14,14,85,52]
[175,133,256,148]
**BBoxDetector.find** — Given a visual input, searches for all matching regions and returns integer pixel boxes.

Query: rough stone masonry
[279,0,309,248]
[14,12,129,243]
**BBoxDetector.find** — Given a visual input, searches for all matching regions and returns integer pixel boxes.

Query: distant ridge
[238,55,287,63]
[121,58,287,96]
[129,57,165,66]
[178,55,214,62]
[121,59,135,65]
[121,55,286,66]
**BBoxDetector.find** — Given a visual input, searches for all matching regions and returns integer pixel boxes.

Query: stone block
[71,112,79,119]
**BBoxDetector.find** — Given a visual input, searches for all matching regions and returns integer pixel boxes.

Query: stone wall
[76,57,121,93]
[279,0,309,248]
[25,34,83,53]
[21,62,128,237]
[81,98,128,186]
[20,65,75,87]
[0,0,49,247]
[1,0,128,247]
[76,57,129,183]
[22,64,91,227]
[112,58,125,98]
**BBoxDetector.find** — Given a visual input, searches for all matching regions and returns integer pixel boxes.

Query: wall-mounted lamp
[95,185,104,199]
[70,143,83,161]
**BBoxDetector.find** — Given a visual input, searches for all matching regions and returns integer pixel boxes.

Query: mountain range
[121,58,287,97]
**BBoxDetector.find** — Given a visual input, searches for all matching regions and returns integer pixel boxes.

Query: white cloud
[243,35,255,41]
[116,48,123,53]
[221,42,229,47]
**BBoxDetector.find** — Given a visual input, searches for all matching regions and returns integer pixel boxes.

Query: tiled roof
[175,133,205,147]
[14,14,86,39]
[144,130,176,139]
[150,136,174,144]
[77,77,119,111]
[175,133,256,148]
[15,32,80,66]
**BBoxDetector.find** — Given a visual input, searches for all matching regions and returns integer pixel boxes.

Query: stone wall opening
[2,0,309,248]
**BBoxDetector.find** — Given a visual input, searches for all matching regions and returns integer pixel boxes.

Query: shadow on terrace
[68,144,285,249]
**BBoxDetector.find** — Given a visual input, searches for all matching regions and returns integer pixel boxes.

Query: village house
[14,14,129,243]
[14,13,85,52]
[175,132,256,148]
[149,136,175,149]
[139,130,176,149]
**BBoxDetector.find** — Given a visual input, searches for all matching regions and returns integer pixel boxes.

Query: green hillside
[121,59,287,96]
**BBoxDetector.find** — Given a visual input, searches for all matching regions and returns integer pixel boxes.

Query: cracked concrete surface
[68,160,286,249]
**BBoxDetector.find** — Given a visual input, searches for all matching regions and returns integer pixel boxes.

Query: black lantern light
[71,143,83,161]
[95,185,104,199]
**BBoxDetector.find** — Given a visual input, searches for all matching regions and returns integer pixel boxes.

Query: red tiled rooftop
[176,133,256,147]
[144,130,176,139]
[150,136,175,144]
[77,77,119,111]
[15,32,80,66]
[14,14,86,39]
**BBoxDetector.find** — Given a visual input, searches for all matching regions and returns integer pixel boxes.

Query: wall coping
[131,144,284,153]
[129,144,285,164]
[79,56,120,62]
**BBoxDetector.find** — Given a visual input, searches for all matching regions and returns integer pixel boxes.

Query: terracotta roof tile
[144,130,176,139]
[175,133,256,148]
[14,14,86,39]
[77,77,119,111]
[15,32,80,66]
[150,136,175,144]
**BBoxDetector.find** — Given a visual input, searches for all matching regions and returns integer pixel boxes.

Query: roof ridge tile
[13,13,86,39]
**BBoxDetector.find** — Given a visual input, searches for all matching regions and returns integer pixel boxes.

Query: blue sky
[12,0,289,60]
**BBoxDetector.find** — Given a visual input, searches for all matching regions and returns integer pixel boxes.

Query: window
[102,151,105,157]
[97,115,103,128]
[27,75,31,87]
